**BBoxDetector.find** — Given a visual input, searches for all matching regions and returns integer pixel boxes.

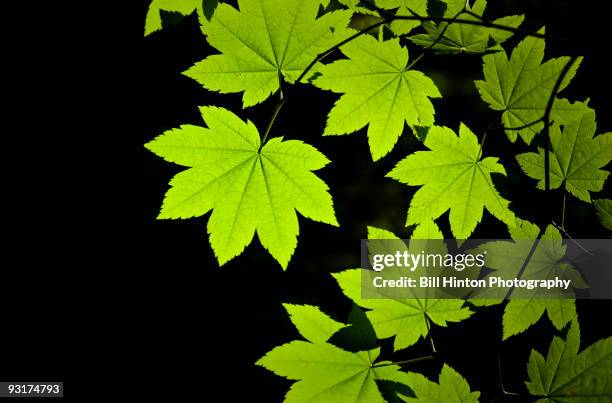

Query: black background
[2,0,611,401]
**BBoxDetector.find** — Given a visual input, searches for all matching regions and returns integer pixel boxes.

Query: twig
[372,355,434,367]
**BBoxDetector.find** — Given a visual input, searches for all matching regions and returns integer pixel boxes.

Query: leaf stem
[561,192,567,228]
[373,355,434,367]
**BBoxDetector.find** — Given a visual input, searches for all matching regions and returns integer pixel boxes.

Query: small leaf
[475,29,586,144]
[314,34,441,160]
[144,0,212,36]
[283,304,345,343]
[473,219,581,339]
[526,319,612,401]
[375,0,429,35]
[333,224,472,350]
[516,106,612,202]
[399,364,480,402]
[594,199,612,230]
[388,124,515,239]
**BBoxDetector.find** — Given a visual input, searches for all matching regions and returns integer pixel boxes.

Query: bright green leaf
[257,341,412,402]
[333,224,473,350]
[184,0,351,107]
[516,106,612,202]
[144,0,212,36]
[399,364,480,402]
[375,0,429,35]
[387,123,515,239]
[283,304,345,343]
[594,199,612,230]
[313,34,441,161]
[526,319,612,401]
[475,29,585,144]
[145,106,338,269]
[410,0,524,54]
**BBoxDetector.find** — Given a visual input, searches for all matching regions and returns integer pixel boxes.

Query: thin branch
[561,193,567,228]
[551,220,595,256]
[497,356,520,396]
[260,96,286,150]
[424,315,437,353]
[372,355,434,367]
[503,228,543,300]
[406,7,468,70]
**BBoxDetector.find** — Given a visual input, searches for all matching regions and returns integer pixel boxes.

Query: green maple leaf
[594,199,612,230]
[475,29,586,144]
[333,224,473,351]
[387,123,515,239]
[258,342,415,402]
[375,0,429,35]
[410,0,524,54]
[283,304,345,343]
[183,0,351,107]
[399,364,480,402]
[516,106,612,202]
[471,219,582,339]
[144,0,215,36]
[313,34,441,161]
[258,302,412,402]
[526,319,612,402]
[145,106,338,269]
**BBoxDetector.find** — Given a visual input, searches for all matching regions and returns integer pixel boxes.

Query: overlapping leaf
[526,319,612,401]
[410,0,524,54]
[257,303,412,402]
[333,224,473,351]
[184,0,351,107]
[375,0,428,35]
[399,364,480,402]
[388,124,515,239]
[594,199,612,230]
[475,29,586,144]
[517,106,612,202]
[144,0,213,36]
[145,106,338,269]
[471,219,582,339]
[313,34,441,160]
[283,304,345,343]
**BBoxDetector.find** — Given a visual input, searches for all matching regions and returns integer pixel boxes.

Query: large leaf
[313,34,441,161]
[387,124,515,239]
[184,0,351,107]
[145,106,338,269]
[333,224,473,351]
[526,319,612,402]
[517,106,612,202]
[475,29,585,144]
[410,0,524,54]
[399,364,480,402]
